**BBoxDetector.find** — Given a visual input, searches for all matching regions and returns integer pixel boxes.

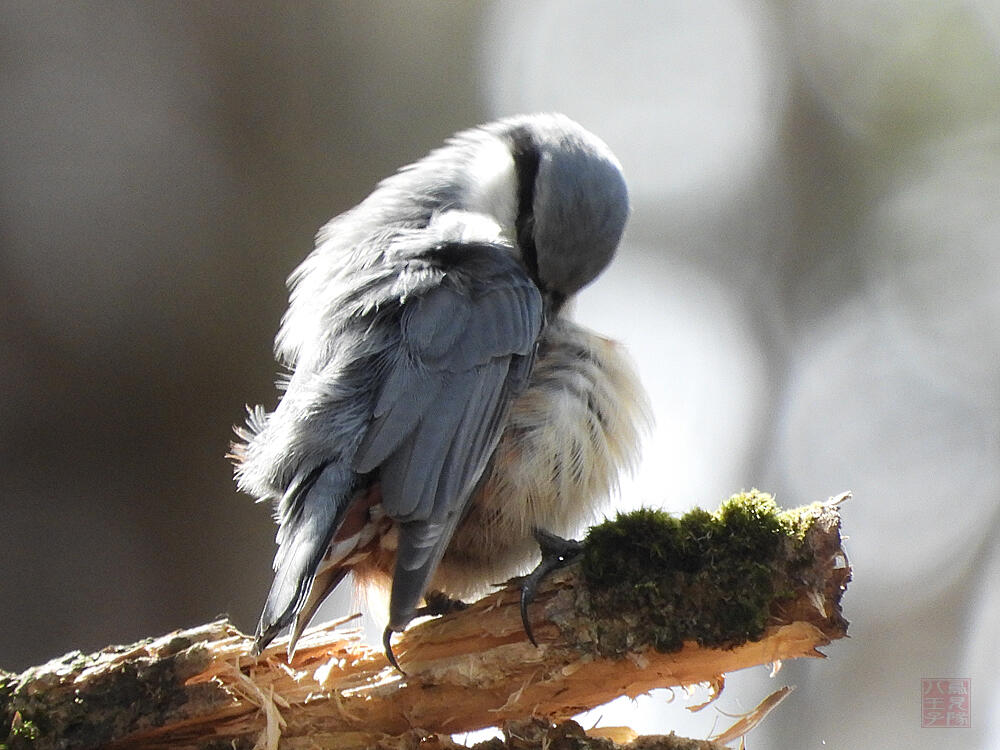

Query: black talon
[383,626,406,675]
[519,529,584,646]
[383,593,468,675]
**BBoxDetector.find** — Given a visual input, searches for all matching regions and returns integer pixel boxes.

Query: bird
[232,113,649,666]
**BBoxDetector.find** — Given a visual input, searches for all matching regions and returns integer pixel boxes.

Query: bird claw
[383,593,469,675]
[383,626,405,675]
[519,529,584,646]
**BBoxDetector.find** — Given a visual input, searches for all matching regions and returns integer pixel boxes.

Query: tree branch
[1,493,850,750]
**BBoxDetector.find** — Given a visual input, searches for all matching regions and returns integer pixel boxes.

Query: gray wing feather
[354,372,443,474]
[351,244,542,629]
[380,360,508,528]
[354,274,540,482]
[376,370,470,521]
[429,360,508,514]
[403,287,472,359]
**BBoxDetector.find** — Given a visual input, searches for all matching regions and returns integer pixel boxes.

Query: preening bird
[233,113,649,664]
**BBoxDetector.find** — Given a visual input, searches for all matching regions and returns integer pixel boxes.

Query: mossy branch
[1,492,850,750]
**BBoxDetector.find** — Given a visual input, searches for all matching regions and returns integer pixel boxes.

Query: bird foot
[385,531,580,669]
[520,529,584,646]
[415,589,470,618]
[382,592,470,674]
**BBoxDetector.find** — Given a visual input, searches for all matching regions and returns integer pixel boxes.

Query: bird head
[499,114,630,304]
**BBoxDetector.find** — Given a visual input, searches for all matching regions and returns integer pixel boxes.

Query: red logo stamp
[921,678,971,728]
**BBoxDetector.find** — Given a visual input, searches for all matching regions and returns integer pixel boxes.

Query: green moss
[581,489,811,656]
[8,720,37,742]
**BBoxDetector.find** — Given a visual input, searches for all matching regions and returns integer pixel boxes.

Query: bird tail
[253,462,357,656]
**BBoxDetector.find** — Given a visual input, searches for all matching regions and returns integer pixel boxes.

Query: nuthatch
[233,113,648,665]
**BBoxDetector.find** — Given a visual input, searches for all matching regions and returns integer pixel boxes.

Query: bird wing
[353,241,543,629]
[253,461,358,653]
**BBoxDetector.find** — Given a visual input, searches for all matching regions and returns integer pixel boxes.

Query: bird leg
[520,528,584,646]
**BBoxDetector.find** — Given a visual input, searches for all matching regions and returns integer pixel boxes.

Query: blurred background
[2,2,998,747]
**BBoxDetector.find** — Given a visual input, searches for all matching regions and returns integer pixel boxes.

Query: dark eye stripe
[506,126,541,284]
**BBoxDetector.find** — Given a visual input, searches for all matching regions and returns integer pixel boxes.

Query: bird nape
[232,113,649,669]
